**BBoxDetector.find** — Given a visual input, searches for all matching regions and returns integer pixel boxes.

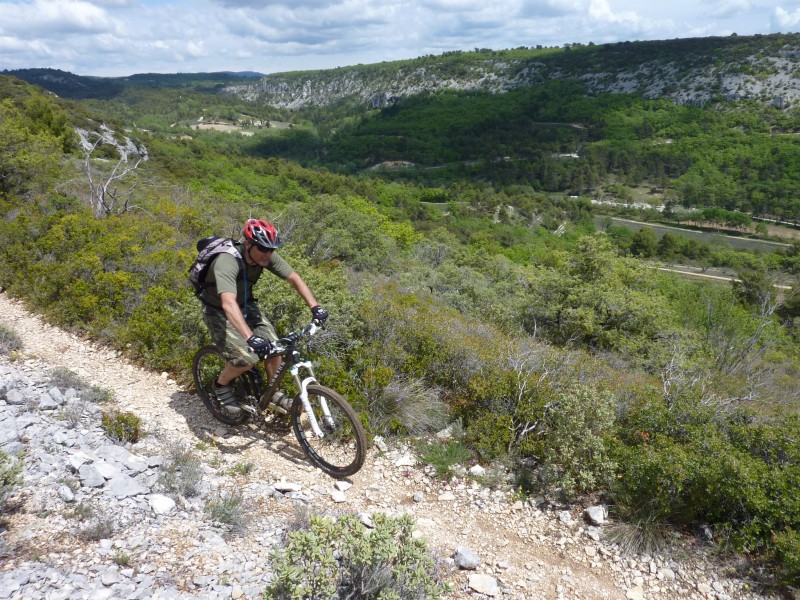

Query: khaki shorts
[203,303,278,367]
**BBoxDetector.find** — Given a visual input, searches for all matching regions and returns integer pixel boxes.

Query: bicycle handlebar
[256,319,323,359]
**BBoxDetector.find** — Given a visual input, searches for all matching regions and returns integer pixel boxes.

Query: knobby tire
[192,345,251,426]
[291,384,366,478]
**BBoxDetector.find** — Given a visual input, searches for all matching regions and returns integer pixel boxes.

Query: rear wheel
[291,384,366,478]
[192,345,253,425]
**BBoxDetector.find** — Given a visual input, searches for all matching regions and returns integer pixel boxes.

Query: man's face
[247,241,274,266]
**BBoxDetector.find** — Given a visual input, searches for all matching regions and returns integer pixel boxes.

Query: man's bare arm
[220,291,253,340]
[287,272,319,308]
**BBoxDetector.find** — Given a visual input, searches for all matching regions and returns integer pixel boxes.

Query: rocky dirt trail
[0,291,779,599]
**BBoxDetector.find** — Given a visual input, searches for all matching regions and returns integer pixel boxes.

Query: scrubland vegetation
[1,35,800,589]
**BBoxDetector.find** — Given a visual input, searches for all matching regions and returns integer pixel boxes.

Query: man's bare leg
[217,363,251,385]
[264,356,281,380]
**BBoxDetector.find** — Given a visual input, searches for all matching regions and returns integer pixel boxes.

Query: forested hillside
[1,31,800,591]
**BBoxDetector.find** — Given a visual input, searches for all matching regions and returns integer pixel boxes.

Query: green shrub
[204,491,246,532]
[0,450,23,512]
[537,386,617,500]
[123,284,205,375]
[71,502,115,541]
[84,385,115,404]
[79,511,116,541]
[158,442,203,498]
[49,367,85,389]
[101,409,143,443]
[417,440,472,480]
[474,382,617,500]
[366,376,448,436]
[605,488,672,555]
[64,502,94,520]
[773,528,800,586]
[265,513,448,600]
[614,399,800,579]
[0,323,22,356]
[49,367,114,403]
[466,411,513,460]
[231,461,255,476]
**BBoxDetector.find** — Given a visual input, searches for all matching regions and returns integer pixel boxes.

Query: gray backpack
[188,236,244,303]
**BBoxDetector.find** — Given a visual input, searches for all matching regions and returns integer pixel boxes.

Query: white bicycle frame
[287,324,335,438]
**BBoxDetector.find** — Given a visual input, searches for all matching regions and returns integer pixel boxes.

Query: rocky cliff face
[223,35,800,111]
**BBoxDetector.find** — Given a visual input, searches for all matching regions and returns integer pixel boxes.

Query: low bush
[417,440,472,480]
[74,504,116,541]
[79,515,116,541]
[101,409,143,443]
[158,442,203,498]
[64,501,94,521]
[365,375,448,436]
[204,491,246,532]
[49,367,114,403]
[0,323,22,356]
[605,493,671,555]
[113,549,132,566]
[0,450,23,513]
[773,528,800,586]
[467,383,617,501]
[265,512,448,600]
[613,398,800,585]
[536,386,617,500]
[231,461,254,476]
[48,367,85,390]
[122,284,206,376]
[83,385,114,404]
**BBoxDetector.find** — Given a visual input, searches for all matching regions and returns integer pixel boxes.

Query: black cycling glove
[246,335,272,356]
[311,305,329,324]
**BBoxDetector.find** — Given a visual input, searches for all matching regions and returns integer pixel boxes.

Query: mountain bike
[192,320,366,478]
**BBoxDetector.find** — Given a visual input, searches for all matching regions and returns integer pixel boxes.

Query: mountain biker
[201,218,328,417]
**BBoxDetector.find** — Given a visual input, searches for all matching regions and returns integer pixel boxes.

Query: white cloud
[0,0,116,35]
[88,0,136,6]
[516,0,584,19]
[707,0,756,18]
[588,0,641,25]
[213,0,383,8]
[420,0,493,9]
[773,5,800,28]
[0,0,792,76]
[186,41,207,58]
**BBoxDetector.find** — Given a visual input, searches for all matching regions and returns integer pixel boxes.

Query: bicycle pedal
[240,404,258,416]
[266,403,289,415]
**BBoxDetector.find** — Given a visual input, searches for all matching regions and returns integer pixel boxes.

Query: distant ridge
[1,68,124,100]
[2,68,263,99]
[222,33,800,110]
[221,71,264,78]
[5,33,800,109]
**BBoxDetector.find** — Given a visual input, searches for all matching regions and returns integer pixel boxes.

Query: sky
[0,0,798,77]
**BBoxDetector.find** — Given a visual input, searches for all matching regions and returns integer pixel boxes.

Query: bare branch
[76,126,148,218]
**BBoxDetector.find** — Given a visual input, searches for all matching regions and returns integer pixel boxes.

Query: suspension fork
[290,361,333,437]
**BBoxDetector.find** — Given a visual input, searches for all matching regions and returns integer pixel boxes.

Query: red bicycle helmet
[243,218,283,249]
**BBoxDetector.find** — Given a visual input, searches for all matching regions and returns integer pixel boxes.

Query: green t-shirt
[202,242,294,308]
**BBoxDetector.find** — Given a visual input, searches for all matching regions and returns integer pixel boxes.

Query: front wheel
[192,345,252,426]
[291,384,367,478]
